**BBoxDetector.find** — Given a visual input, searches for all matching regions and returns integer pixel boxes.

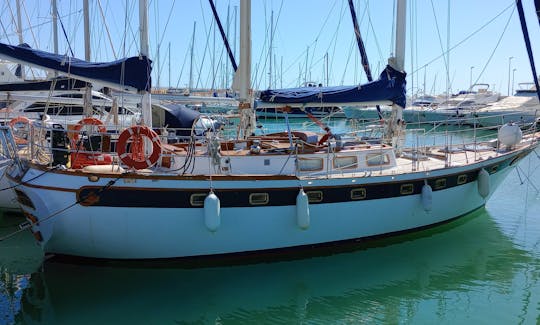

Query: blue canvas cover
[0,42,151,92]
[259,65,406,108]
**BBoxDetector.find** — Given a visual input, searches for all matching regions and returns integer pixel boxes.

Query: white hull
[472,110,539,127]
[403,108,468,124]
[342,107,390,120]
[11,151,524,259]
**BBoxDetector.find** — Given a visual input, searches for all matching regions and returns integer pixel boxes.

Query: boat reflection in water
[8,209,538,324]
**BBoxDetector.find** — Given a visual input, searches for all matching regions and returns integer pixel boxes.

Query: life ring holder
[116,125,162,170]
[8,116,31,145]
[71,117,107,145]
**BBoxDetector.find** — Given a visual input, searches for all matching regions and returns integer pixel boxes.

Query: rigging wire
[411,2,514,77]
[365,1,384,67]
[96,0,118,60]
[469,5,515,90]
[20,0,38,50]
[429,0,449,95]
[156,0,179,87]
[57,4,75,57]
[195,0,213,89]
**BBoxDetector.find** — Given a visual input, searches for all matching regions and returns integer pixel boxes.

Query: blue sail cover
[0,42,151,92]
[259,65,406,108]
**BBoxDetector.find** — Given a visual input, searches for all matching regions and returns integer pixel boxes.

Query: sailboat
[0,0,538,260]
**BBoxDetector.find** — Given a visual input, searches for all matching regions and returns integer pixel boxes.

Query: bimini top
[259,65,406,108]
[0,42,152,92]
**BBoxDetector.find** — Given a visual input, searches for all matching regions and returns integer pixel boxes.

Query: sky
[1,0,540,97]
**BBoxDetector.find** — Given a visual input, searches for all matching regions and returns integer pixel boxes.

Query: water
[1,135,540,324]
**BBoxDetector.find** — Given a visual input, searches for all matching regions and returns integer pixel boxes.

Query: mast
[268,10,273,89]
[51,0,59,78]
[168,42,171,88]
[236,0,255,139]
[238,0,251,102]
[83,0,93,116]
[139,0,152,127]
[386,0,407,152]
[51,0,58,55]
[83,0,91,61]
[391,0,406,72]
[16,0,25,79]
[189,21,196,92]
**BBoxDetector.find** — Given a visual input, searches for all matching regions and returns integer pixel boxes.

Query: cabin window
[366,153,390,166]
[306,191,323,203]
[434,178,447,190]
[400,184,414,195]
[457,174,467,185]
[249,193,269,205]
[334,156,358,169]
[490,165,499,174]
[190,193,207,207]
[298,158,324,171]
[350,188,367,200]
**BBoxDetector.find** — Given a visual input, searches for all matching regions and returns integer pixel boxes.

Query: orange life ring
[9,116,31,128]
[8,116,31,145]
[116,125,162,170]
[72,117,107,143]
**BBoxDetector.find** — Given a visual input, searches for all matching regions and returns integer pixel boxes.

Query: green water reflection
[1,205,539,324]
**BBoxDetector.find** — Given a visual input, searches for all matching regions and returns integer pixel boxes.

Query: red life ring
[9,116,31,128]
[72,117,107,143]
[8,116,31,145]
[116,125,162,170]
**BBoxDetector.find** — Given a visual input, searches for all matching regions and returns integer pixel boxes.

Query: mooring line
[0,174,123,243]
[0,165,61,192]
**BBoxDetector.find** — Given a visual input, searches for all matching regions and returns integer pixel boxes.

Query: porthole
[400,184,414,195]
[350,188,366,200]
[190,193,207,207]
[490,165,499,174]
[249,193,269,205]
[457,174,467,185]
[306,191,323,203]
[434,178,447,189]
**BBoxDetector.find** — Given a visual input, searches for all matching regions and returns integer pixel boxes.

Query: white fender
[204,192,221,232]
[477,168,490,199]
[296,189,310,230]
[421,183,433,211]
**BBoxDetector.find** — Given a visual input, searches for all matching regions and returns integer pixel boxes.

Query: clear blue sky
[1,0,540,96]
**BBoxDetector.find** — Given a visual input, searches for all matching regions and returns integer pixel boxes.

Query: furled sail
[258,65,406,108]
[0,42,152,92]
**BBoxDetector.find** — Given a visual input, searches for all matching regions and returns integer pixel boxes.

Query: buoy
[421,183,433,211]
[498,123,522,149]
[296,189,310,229]
[204,192,221,232]
[477,168,490,198]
